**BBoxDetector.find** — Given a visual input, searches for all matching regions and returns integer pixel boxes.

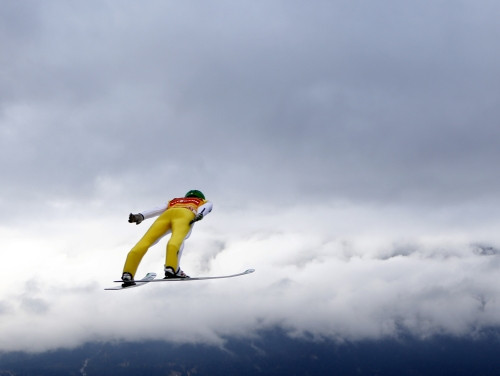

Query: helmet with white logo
[185,190,205,200]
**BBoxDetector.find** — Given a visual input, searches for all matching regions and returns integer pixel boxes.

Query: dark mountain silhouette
[1,328,500,375]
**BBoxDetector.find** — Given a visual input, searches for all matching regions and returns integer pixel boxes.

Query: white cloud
[1,202,500,352]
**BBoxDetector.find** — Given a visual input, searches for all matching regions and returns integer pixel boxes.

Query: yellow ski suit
[123,197,213,278]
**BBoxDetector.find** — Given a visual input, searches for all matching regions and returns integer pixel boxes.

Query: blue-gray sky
[1,0,500,352]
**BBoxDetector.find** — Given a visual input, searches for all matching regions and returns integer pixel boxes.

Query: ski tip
[244,268,256,274]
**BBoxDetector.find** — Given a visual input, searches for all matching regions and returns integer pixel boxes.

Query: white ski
[105,269,255,291]
[146,268,255,282]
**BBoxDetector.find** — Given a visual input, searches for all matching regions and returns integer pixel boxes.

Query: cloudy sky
[1,0,500,352]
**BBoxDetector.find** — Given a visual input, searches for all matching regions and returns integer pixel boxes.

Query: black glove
[128,213,144,225]
[190,213,203,224]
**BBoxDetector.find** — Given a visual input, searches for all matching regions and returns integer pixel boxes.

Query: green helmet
[185,190,205,200]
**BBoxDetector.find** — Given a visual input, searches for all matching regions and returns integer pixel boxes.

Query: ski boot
[164,266,190,279]
[121,272,136,287]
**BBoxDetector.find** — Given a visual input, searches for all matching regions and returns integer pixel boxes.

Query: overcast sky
[1,0,500,352]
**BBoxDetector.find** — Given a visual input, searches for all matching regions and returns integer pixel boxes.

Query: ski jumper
[123,197,213,278]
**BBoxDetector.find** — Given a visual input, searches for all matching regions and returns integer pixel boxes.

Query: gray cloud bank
[1,0,500,352]
[2,1,500,210]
